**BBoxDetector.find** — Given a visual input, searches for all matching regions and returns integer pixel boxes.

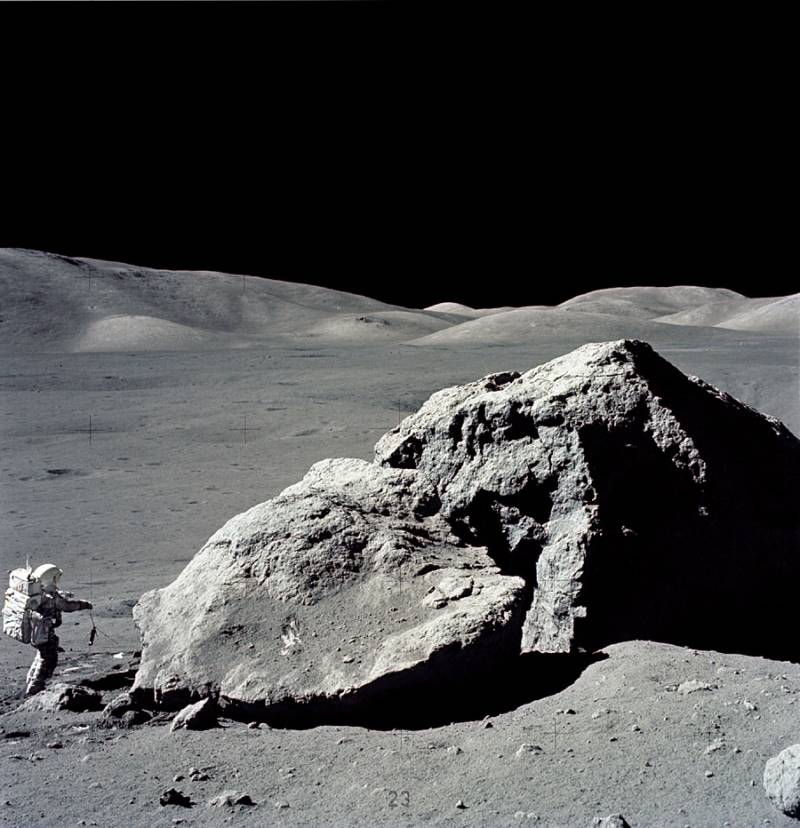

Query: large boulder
[133,340,800,720]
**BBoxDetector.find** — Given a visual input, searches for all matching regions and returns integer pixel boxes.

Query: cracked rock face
[133,340,800,718]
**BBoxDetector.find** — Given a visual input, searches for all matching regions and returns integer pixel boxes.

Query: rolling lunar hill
[0,248,407,352]
[558,285,744,319]
[657,293,800,334]
[407,306,740,346]
[4,247,796,356]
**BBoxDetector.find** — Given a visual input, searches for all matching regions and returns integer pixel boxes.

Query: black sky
[1,3,794,308]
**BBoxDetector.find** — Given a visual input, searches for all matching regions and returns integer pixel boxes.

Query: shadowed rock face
[133,340,800,721]
[375,339,800,660]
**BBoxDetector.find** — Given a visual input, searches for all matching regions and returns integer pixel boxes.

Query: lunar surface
[0,247,798,827]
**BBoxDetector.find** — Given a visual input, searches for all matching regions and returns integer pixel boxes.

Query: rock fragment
[515,743,543,759]
[764,744,800,818]
[99,692,150,728]
[19,684,102,713]
[208,790,255,808]
[159,789,192,808]
[677,680,714,695]
[589,816,631,828]
[170,698,218,732]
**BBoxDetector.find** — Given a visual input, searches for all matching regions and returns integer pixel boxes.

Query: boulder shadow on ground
[225,652,607,731]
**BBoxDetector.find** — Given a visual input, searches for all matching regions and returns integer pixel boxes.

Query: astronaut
[25,564,92,696]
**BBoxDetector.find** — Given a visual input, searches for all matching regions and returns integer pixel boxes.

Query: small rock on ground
[589,815,632,828]
[208,790,255,808]
[515,743,543,759]
[170,698,218,732]
[764,744,800,818]
[677,680,714,695]
[99,692,151,728]
[19,684,102,713]
[159,789,192,808]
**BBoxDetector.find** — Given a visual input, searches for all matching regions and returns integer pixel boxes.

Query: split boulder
[133,340,800,721]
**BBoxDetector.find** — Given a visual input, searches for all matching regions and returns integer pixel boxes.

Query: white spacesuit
[25,564,92,696]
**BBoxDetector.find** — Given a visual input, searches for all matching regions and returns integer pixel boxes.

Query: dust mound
[133,341,800,723]
[301,310,457,342]
[74,316,244,352]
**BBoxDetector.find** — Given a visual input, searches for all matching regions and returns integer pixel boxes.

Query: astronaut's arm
[54,591,93,612]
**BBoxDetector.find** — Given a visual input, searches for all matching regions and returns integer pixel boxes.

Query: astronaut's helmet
[32,564,63,593]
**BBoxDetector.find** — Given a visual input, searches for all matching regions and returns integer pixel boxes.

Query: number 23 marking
[388,790,410,808]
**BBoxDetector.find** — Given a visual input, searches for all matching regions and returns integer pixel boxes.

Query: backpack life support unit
[3,568,43,644]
